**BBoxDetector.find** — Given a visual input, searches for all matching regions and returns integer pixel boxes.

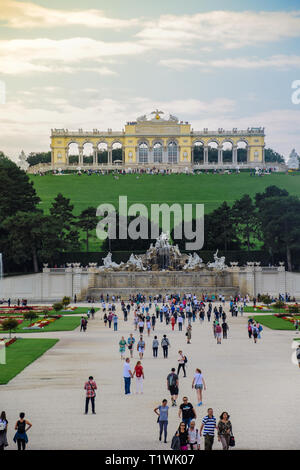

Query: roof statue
[207,250,227,271]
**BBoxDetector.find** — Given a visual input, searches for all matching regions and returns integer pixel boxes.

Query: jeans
[114,323,118,331]
[177,363,186,377]
[85,396,95,414]
[153,347,158,357]
[178,323,182,331]
[124,376,131,394]
[204,434,214,450]
[183,417,192,428]
[159,421,168,441]
[162,346,168,358]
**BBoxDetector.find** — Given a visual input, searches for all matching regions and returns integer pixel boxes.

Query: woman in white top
[192,368,206,406]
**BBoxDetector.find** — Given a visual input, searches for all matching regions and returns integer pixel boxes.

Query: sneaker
[198,402,202,406]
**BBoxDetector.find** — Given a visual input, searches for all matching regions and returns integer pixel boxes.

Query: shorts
[138,348,144,353]
[195,384,203,390]
[169,385,178,396]
[216,332,221,339]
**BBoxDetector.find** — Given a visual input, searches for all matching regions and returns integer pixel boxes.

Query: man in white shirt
[123,358,133,395]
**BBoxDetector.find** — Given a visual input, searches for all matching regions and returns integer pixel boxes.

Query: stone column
[108,147,112,165]
[262,145,265,164]
[217,146,223,165]
[65,147,69,166]
[148,146,153,164]
[232,145,237,164]
[247,146,250,164]
[93,146,98,166]
[204,146,208,164]
[78,146,83,165]
[163,146,168,164]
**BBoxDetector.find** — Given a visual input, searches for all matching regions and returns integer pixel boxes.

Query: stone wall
[1,263,300,301]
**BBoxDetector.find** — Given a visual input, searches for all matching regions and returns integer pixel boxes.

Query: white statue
[136,114,147,122]
[183,252,204,270]
[127,254,146,270]
[155,232,170,249]
[207,250,227,271]
[99,252,121,270]
[169,114,179,123]
[18,150,29,172]
[287,149,299,170]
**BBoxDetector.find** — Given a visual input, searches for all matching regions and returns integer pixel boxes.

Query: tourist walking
[127,334,135,358]
[123,358,133,395]
[221,321,229,339]
[113,314,118,331]
[217,411,233,450]
[200,408,217,451]
[138,319,144,334]
[186,324,192,344]
[108,311,113,328]
[252,323,259,343]
[161,335,170,358]
[152,336,159,357]
[137,336,145,359]
[154,399,169,443]
[192,368,206,406]
[177,350,187,377]
[103,313,108,327]
[0,411,8,450]
[175,422,189,450]
[188,420,201,450]
[80,316,87,332]
[215,322,222,344]
[84,376,97,414]
[146,319,151,336]
[119,336,127,359]
[177,314,183,331]
[178,397,196,428]
[167,368,179,406]
[13,412,32,450]
[133,360,144,394]
[296,344,300,368]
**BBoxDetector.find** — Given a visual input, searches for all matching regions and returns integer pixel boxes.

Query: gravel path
[1,302,299,450]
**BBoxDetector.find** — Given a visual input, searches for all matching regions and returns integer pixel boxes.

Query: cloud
[0,0,139,29]
[137,10,300,49]
[160,55,300,70]
[0,37,146,75]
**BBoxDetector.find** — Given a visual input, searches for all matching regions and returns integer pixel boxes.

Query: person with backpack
[178,397,196,428]
[13,412,32,450]
[0,411,8,450]
[137,336,145,359]
[188,420,201,450]
[177,350,187,377]
[127,334,135,359]
[192,368,206,406]
[133,361,144,394]
[84,376,97,414]
[161,335,170,358]
[166,368,179,406]
[154,399,169,443]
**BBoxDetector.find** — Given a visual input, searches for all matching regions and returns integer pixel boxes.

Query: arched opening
[112,142,123,164]
[207,141,218,163]
[193,141,204,164]
[97,142,108,164]
[168,141,178,164]
[153,142,163,163]
[237,141,247,163]
[83,142,93,165]
[138,142,148,163]
[222,141,233,163]
[68,142,79,165]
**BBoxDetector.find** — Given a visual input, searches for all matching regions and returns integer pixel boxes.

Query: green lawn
[49,307,99,315]
[244,306,285,314]
[252,315,299,330]
[0,338,59,384]
[30,172,300,250]
[0,316,81,334]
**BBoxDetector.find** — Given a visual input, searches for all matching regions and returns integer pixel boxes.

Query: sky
[0,0,300,161]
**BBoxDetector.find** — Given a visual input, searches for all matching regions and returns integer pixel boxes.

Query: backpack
[184,355,188,364]
[171,434,181,450]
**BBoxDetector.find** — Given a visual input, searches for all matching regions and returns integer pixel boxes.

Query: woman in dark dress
[0,411,8,450]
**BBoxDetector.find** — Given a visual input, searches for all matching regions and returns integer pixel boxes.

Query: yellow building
[50,110,265,169]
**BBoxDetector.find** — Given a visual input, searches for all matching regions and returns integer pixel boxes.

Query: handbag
[229,434,235,447]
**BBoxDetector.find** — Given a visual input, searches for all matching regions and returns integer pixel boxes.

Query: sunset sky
[1,0,300,160]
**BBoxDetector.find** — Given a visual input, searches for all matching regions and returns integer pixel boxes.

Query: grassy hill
[30,172,300,251]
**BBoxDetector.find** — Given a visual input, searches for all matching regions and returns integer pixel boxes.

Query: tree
[27,152,51,167]
[52,303,63,313]
[49,194,80,252]
[23,311,38,324]
[232,194,257,251]
[76,207,98,252]
[257,195,300,271]
[255,185,289,207]
[1,318,19,338]
[62,296,71,308]
[205,202,241,251]
[265,148,285,164]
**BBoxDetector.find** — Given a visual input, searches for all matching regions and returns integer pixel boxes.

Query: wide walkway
[1,302,299,450]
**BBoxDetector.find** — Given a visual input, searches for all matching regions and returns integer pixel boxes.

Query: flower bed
[274,314,300,324]
[0,316,24,325]
[23,316,61,330]
[0,337,17,347]
[0,306,52,315]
